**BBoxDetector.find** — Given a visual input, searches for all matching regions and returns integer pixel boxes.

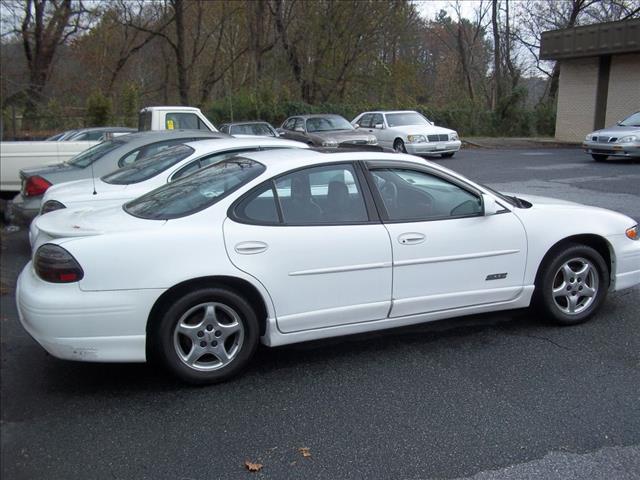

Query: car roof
[233,148,479,189]
[112,130,228,145]
[223,121,273,126]
[289,114,347,120]
[182,137,307,154]
[358,110,420,116]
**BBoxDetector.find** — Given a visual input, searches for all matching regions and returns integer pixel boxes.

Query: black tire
[534,243,608,325]
[592,154,608,162]
[441,152,455,158]
[153,287,259,384]
[393,139,407,153]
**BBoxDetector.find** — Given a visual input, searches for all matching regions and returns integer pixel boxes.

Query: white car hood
[395,124,456,136]
[34,204,164,240]
[509,193,580,207]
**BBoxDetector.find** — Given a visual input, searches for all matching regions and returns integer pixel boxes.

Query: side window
[293,118,305,131]
[370,168,482,221]
[166,113,208,130]
[234,183,279,224]
[282,118,295,130]
[119,139,194,167]
[171,148,261,181]
[358,114,373,128]
[275,164,368,224]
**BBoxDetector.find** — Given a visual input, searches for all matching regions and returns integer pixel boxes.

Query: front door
[366,164,527,317]
[224,162,392,333]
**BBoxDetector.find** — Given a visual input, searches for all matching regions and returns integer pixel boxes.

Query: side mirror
[483,194,503,216]
[353,123,360,129]
[374,123,384,129]
[273,131,280,137]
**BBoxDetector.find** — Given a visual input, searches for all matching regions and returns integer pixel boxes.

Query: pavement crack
[505,332,572,351]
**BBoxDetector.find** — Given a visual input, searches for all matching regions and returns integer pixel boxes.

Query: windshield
[386,112,431,127]
[102,145,195,185]
[230,124,276,136]
[66,140,123,167]
[306,116,353,133]
[124,157,265,220]
[619,112,640,127]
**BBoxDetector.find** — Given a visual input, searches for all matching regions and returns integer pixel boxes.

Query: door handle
[235,241,268,255]
[398,232,425,245]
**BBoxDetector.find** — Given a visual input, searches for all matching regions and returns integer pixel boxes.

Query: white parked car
[16,149,640,384]
[30,137,307,247]
[352,110,461,157]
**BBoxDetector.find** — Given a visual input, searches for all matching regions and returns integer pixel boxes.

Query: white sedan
[352,110,461,157]
[16,149,640,384]
[30,137,307,247]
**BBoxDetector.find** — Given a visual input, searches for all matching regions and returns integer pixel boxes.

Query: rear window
[230,124,276,136]
[67,140,123,168]
[124,158,265,220]
[102,145,194,185]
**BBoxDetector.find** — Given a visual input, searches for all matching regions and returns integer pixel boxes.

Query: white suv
[352,110,461,158]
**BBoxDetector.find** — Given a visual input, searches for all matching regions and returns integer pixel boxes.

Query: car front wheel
[535,244,608,325]
[394,139,407,153]
[154,287,259,384]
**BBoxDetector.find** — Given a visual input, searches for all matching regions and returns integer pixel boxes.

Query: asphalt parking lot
[1,147,639,479]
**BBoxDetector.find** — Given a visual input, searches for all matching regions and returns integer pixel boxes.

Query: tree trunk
[491,0,502,111]
[172,0,189,105]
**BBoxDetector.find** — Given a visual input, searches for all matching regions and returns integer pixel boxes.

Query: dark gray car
[12,130,228,223]
[277,114,377,147]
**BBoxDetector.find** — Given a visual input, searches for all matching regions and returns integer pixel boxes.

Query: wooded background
[1,0,638,139]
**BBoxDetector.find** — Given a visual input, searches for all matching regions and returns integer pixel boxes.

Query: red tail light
[34,244,84,283]
[24,176,52,197]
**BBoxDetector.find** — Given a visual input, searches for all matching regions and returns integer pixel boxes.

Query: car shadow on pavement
[34,309,543,394]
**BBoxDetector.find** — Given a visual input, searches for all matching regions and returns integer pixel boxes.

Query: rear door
[224,162,392,333]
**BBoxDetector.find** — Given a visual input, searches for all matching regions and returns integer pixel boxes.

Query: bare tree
[13,0,87,114]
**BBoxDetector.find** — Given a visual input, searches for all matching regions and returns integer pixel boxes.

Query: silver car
[583,111,640,161]
[11,130,227,223]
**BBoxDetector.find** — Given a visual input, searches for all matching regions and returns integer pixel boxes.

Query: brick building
[540,19,640,142]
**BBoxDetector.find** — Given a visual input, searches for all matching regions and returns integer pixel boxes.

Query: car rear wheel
[592,154,608,162]
[154,287,259,384]
[535,244,608,325]
[394,139,407,153]
[441,152,455,158]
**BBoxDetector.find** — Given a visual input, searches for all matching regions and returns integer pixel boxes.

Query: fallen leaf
[244,460,263,472]
[298,447,311,458]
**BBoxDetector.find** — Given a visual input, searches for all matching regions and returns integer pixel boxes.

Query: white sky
[415,0,481,21]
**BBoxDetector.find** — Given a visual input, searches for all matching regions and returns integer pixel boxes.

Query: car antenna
[90,160,97,195]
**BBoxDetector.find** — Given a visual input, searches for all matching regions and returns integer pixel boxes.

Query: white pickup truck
[138,106,217,132]
[0,141,98,196]
[1,106,217,199]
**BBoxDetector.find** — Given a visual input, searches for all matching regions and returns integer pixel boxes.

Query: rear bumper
[406,140,461,155]
[16,263,164,362]
[583,142,640,158]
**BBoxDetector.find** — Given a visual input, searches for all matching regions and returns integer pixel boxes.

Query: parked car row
[11,126,640,385]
